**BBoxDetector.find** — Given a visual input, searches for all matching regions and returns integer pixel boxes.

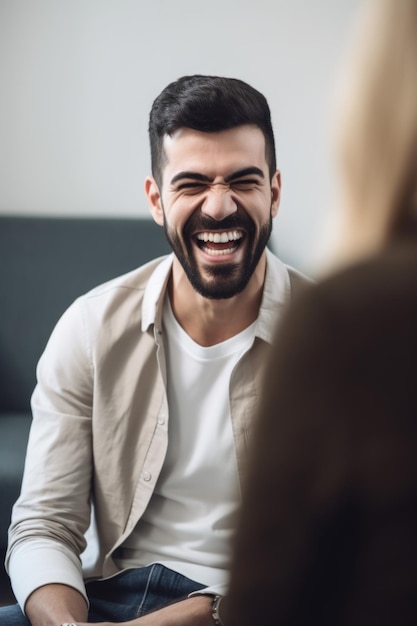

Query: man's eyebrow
[170,172,213,185]
[225,167,265,182]
[170,167,265,187]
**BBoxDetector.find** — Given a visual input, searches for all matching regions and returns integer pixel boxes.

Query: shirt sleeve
[6,298,94,611]
[8,538,88,611]
[189,582,228,598]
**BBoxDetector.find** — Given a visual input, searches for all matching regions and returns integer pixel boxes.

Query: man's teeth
[196,230,242,243]
[204,246,237,256]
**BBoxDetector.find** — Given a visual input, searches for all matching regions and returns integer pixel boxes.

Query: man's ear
[271,170,281,218]
[145,176,164,226]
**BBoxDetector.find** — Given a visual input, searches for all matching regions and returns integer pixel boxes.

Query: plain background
[0,0,363,274]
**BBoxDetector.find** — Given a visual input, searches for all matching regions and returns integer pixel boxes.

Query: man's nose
[201,185,237,220]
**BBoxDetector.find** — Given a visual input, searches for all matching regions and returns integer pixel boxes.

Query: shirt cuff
[7,538,87,613]
[189,582,228,597]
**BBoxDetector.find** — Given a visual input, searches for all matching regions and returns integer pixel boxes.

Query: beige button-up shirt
[7,249,304,608]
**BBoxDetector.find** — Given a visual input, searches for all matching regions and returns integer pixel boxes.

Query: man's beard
[162,207,273,300]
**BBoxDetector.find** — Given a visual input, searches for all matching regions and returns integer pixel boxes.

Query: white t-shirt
[117,296,256,588]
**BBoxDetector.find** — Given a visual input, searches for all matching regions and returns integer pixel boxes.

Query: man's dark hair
[148,75,277,187]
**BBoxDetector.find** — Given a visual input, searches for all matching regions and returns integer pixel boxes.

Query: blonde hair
[321,0,417,270]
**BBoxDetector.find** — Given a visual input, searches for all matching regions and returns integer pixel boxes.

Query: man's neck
[168,257,266,347]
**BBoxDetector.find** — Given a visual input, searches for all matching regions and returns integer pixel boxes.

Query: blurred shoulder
[312,239,417,319]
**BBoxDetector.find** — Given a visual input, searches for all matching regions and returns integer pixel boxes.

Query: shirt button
[157,417,165,425]
[143,471,152,482]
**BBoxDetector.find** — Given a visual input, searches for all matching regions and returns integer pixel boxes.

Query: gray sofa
[0,215,170,592]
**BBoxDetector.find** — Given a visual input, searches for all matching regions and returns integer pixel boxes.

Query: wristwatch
[211,594,226,626]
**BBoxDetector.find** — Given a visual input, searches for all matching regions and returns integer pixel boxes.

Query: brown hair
[321,0,417,270]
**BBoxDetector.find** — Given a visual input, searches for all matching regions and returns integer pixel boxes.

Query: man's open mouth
[195,230,244,256]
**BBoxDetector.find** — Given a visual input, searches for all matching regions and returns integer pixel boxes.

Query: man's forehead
[161,125,268,174]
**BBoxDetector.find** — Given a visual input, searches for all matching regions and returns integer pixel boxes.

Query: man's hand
[76,594,214,625]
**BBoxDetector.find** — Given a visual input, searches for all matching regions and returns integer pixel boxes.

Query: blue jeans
[0,564,205,625]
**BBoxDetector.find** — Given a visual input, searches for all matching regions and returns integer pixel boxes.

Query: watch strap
[211,594,225,626]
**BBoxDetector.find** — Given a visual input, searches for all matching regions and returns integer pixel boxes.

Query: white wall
[0,0,362,273]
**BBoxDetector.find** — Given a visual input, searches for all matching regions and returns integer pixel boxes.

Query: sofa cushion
[0,216,170,412]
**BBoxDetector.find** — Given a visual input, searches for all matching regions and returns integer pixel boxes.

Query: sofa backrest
[0,216,171,412]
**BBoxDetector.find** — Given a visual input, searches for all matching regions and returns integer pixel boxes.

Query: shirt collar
[141,248,291,344]
[141,254,174,333]
[254,248,291,344]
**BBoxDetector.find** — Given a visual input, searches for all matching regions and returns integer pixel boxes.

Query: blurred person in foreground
[222,1,417,624]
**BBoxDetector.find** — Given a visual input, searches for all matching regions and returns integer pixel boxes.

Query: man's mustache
[184,210,253,235]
